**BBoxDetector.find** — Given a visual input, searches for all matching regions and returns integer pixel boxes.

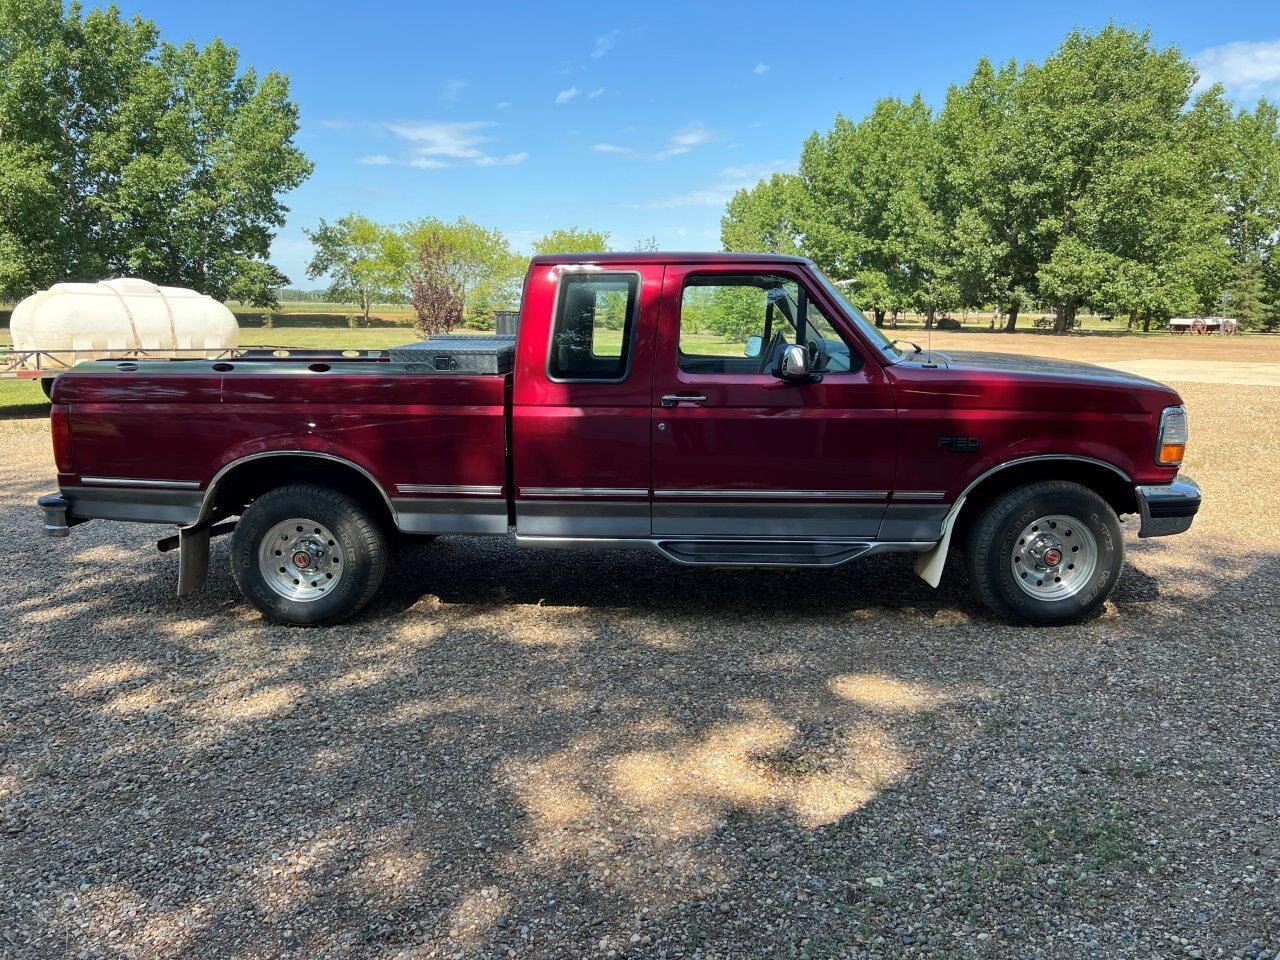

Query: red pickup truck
[38,253,1199,626]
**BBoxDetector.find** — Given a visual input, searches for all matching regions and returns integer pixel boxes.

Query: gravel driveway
[1,379,1277,959]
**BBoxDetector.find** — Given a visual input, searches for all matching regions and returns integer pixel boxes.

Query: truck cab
[39,253,1201,627]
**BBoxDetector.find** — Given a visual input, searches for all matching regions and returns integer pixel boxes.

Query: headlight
[1156,405,1187,466]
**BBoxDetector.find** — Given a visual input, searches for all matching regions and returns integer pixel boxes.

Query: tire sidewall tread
[231,483,388,626]
[965,480,1123,625]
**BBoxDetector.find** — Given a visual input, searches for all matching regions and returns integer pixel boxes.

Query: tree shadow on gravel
[3,477,1278,957]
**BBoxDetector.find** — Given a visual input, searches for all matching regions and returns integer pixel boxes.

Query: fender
[174,449,396,596]
[913,454,1133,587]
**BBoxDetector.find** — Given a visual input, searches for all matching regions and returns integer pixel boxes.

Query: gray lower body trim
[80,476,201,490]
[396,483,503,496]
[515,499,649,537]
[654,489,888,500]
[515,534,934,568]
[652,500,884,538]
[519,486,648,498]
[393,497,508,535]
[878,503,952,541]
[60,485,203,525]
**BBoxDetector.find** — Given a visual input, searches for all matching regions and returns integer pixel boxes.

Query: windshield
[811,267,903,360]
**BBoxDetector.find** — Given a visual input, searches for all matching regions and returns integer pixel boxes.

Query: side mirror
[743,334,763,358]
[772,343,815,383]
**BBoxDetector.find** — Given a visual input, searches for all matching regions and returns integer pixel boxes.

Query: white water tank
[10,278,239,368]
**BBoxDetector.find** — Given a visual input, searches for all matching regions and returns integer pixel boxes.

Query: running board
[656,539,874,567]
[515,535,934,569]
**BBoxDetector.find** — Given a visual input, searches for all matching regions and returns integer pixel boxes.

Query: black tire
[964,480,1123,625]
[230,483,388,626]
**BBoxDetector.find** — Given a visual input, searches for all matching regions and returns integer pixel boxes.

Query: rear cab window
[547,272,640,382]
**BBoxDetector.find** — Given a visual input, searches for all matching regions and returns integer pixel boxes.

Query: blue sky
[131,0,1280,287]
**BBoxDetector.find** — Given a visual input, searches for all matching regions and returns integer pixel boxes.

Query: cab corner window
[678,273,858,375]
[548,273,639,381]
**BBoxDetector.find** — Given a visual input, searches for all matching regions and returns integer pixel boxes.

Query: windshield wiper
[890,339,922,354]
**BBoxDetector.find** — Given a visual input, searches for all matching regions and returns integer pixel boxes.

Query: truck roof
[528,251,812,267]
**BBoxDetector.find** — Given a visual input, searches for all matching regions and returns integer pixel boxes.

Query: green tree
[1214,100,1280,320]
[936,57,1036,329]
[403,218,523,328]
[533,228,611,254]
[721,173,806,256]
[0,0,311,304]
[1221,255,1271,330]
[304,214,408,323]
[1008,27,1227,332]
[800,96,950,326]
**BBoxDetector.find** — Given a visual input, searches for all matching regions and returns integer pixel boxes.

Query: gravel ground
[2,377,1278,960]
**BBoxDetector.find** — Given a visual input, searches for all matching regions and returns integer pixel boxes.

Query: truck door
[511,262,662,538]
[649,263,899,540]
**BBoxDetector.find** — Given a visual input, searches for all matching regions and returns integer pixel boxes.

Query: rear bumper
[1135,474,1201,538]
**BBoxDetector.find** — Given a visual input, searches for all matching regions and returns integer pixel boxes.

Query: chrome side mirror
[743,334,763,358]
[773,343,812,382]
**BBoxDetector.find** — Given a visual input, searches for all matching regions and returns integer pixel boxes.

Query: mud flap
[177,524,211,596]
[914,496,965,588]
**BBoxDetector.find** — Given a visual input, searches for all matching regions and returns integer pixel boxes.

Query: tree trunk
[1052,302,1076,335]
[1127,308,1138,332]
[924,306,935,330]
[1004,302,1019,332]
[1142,314,1152,333]
[873,309,885,328]
[362,292,371,324]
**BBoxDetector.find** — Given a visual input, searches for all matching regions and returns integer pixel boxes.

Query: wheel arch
[952,455,1137,544]
[199,451,397,532]
[915,455,1136,589]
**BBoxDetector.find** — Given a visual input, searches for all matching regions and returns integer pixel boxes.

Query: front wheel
[231,483,388,626]
[964,480,1123,625]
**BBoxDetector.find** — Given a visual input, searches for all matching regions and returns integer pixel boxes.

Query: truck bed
[51,351,512,534]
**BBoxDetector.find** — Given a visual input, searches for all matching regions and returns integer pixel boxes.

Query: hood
[928,349,1167,389]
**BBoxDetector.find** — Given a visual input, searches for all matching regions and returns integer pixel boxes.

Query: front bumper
[1135,474,1201,538]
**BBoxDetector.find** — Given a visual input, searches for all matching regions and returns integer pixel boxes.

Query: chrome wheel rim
[258,518,344,602]
[1010,514,1097,602]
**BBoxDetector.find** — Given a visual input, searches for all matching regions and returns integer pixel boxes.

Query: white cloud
[1194,38,1280,96]
[378,120,527,169]
[496,101,511,110]
[592,142,636,156]
[591,121,718,161]
[588,87,605,99]
[591,31,618,59]
[754,62,769,75]
[629,160,789,208]
[358,154,393,165]
[662,121,713,156]
[475,152,529,166]
[556,86,580,104]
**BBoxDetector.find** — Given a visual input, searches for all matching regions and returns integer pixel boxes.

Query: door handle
[661,394,708,407]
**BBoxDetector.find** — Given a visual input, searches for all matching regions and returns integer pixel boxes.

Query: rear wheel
[965,480,1123,625]
[231,483,388,626]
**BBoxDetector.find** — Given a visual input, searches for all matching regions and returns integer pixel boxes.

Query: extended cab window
[678,274,858,375]
[548,272,639,381]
